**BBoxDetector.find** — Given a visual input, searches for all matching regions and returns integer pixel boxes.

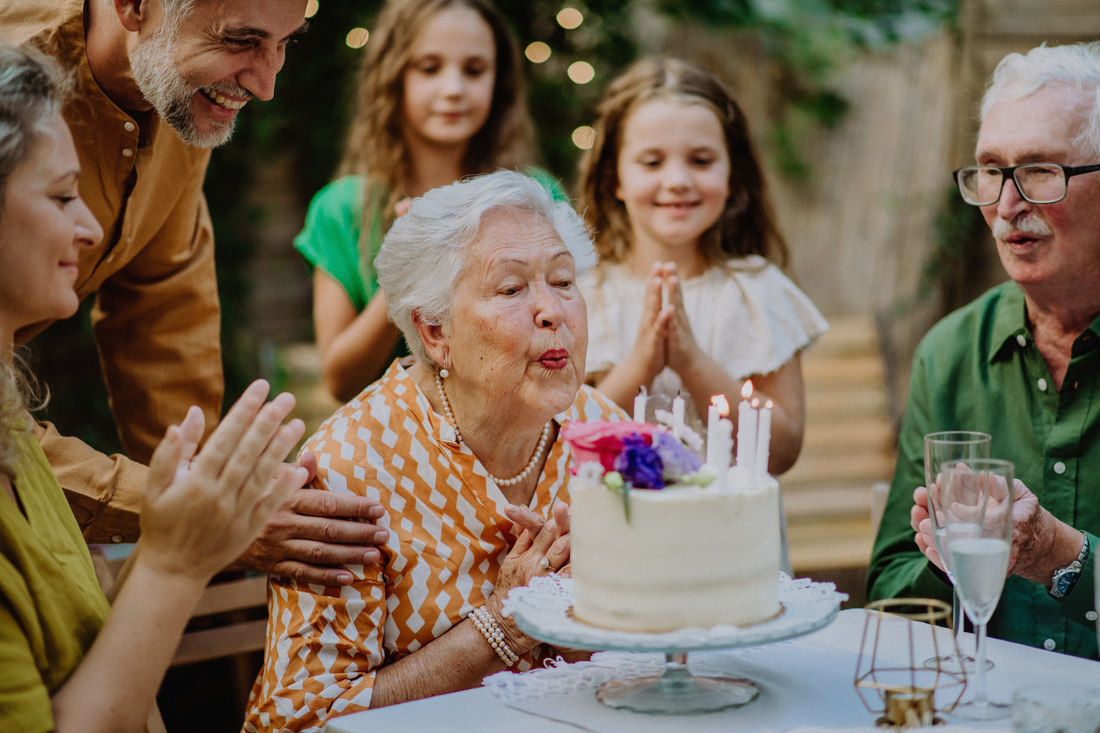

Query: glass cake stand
[504,574,845,715]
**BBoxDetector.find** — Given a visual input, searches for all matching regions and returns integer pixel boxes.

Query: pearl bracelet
[470,606,520,667]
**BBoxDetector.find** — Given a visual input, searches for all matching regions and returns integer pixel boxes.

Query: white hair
[99,0,196,21]
[377,169,597,368]
[981,42,1100,157]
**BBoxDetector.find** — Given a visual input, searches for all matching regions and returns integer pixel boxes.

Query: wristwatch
[1049,533,1090,599]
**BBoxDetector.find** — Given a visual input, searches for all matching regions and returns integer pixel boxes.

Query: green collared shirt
[868,281,1099,660]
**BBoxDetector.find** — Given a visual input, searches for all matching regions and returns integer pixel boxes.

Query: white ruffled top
[579,255,829,423]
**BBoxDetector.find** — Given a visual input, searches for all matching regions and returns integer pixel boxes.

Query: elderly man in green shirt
[868,42,1100,661]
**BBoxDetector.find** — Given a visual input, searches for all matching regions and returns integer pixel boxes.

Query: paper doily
[502,574,847,654]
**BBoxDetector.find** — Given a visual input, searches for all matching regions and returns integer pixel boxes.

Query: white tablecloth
[322,608,1099,732]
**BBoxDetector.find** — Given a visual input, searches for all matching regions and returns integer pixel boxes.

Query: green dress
[0,434,112,733]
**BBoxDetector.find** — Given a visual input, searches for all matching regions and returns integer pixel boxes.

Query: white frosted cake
[562,416,782,633]
[570,468,781,631]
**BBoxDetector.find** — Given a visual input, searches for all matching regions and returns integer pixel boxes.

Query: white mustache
[992,214,1053,239]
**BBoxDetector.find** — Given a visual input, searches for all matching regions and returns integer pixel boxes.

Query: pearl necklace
[435,373,551,487]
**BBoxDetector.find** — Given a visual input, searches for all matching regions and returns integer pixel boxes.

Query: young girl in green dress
[299,0,560,401]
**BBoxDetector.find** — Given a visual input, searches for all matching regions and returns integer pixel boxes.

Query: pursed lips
[538,349,569,370]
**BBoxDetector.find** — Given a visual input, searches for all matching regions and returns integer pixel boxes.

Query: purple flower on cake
[614,434,665,489]
[561,421,657,473]
[651,431,702,478]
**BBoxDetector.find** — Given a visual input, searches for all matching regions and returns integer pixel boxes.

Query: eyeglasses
[953,162,1100,206]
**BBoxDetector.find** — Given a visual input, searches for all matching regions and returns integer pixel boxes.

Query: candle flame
[765,400,774,409]
[711,394,730,417]
[751,397,760,408]
[741,380,753,399]
[637,385,647,397]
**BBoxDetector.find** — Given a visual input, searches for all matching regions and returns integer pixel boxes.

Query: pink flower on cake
[561,421,657,472]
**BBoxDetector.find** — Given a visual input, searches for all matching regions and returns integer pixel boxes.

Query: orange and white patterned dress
[244,361,623,732]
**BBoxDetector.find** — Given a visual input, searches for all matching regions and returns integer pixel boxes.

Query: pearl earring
[439,368,450,379]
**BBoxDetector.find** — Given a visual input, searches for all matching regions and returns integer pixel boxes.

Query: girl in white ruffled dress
[578,58,828,486]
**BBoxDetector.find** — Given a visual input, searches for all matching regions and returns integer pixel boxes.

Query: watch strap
[1049,533,1090,599]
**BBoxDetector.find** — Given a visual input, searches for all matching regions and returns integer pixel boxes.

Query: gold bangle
[469,606,519,667]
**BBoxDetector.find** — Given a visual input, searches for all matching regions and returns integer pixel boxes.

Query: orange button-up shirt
[1,0,224,541]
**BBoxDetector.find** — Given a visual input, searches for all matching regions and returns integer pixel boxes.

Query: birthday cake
[563,400,781,632]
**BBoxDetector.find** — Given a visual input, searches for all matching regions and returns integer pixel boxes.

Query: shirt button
[1043,638,1056,651]
[1016,334,1027,347]
[1037,378,1047,391]
[110,534,123,543]
[1053,461,1066,475]
[1087,611,1099,622]
[122,148,133,157]
[124,121,136,132]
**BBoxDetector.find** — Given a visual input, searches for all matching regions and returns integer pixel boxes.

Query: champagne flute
[922,431,992,673]
[941,458,1014,721]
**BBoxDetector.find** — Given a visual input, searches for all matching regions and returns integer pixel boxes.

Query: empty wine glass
[939,458,1014,721]
[923,431,992,673]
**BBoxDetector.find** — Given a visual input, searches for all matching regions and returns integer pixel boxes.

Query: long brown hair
[337,0,536,239]
[579,57,789,269]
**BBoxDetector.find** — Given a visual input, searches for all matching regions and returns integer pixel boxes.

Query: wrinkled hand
[139,380,307,582]
[489,502,571,654]
[1003,478,1046,580]
[910,486,946,573]
[235,454,390,586]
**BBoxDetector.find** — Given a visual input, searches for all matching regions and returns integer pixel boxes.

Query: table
[322,609,1099,732]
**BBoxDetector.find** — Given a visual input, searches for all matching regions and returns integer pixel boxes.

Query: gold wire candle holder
[855,599,967,728]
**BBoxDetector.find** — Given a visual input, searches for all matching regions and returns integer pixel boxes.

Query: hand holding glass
[922,431,992,673]
[939,458,1013,721]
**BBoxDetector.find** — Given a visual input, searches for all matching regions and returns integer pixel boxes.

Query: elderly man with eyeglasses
[868,42,1100,661]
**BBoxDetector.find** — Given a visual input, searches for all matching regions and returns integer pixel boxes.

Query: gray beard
[128,22,236,148]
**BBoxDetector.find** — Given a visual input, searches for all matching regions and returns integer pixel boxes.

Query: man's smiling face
[129,0,308,148]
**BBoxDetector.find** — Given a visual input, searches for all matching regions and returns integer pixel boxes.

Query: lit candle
[706,395,730,468]
[755,399,773,482]
[672,392,686,431]
[633,386,648,423]
[735,381,757,472]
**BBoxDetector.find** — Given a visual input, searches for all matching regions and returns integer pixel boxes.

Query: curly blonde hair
[0,44,67,478]
[578,57,789,271]
[337,0,536,263]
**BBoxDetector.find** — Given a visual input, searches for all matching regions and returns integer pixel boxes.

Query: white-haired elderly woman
[246,170,624,731]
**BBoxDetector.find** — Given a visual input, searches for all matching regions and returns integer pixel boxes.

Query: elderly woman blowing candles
[245,171,623,731]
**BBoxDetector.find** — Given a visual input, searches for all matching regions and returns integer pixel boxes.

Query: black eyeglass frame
[952,162,1100,206]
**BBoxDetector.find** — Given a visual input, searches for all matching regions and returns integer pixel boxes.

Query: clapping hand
[138,380,307,582]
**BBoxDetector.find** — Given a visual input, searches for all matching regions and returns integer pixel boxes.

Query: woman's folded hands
[485,501,572,655]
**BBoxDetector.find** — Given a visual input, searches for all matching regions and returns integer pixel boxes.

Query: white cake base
[570,473,781,632]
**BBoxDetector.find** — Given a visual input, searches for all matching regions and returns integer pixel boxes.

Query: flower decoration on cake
[561,420,710,491]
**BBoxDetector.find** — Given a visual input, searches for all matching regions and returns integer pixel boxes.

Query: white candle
[672,392,686,431]
[721,417,734,471]
[735,381,756,471]
[661,281,670,312]
[706,395,729,469]
[633,386,648,423]
[755,399,773,482]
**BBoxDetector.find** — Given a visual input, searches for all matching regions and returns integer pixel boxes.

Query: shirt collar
[990,283,1029,363]
[989,281,1100,362]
